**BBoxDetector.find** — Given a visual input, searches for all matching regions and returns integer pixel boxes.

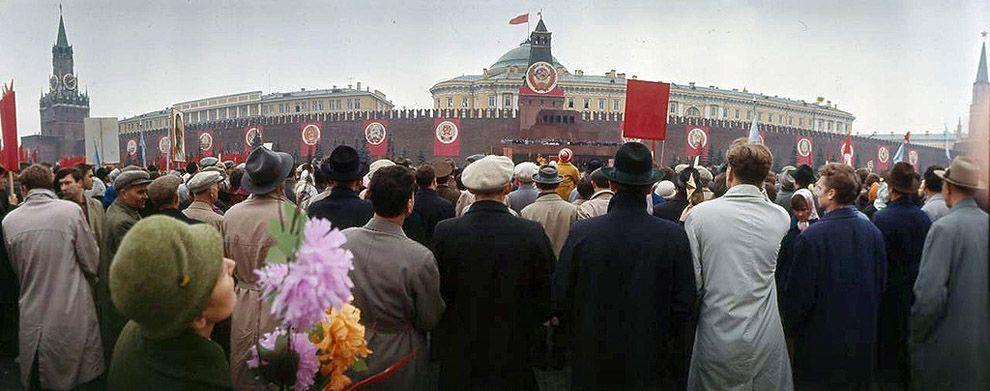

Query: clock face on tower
[50,75,59,91]
[63,73,77,90]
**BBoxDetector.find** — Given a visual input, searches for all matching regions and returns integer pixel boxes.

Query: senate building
[430,20,856,135]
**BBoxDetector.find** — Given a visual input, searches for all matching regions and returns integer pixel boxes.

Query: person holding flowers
[341,165,445,390]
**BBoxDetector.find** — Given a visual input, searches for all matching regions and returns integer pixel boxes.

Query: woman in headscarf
[776,188,819,298]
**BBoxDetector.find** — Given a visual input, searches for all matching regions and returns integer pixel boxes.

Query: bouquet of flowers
[248,204,372,390]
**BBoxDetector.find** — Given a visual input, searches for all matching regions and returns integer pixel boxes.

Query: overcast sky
[1,0,987,136]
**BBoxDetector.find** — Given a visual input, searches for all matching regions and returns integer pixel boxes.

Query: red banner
[0,82,19,171]
[244,125,264,153]
[300,122,321,157]
[58,156,86,168]
[796,136,813,166]
[363,120,388,157]
[623,79,670,140]
[684,125,710,159]
[876,145,891,171]
[197,129,214,157]
[434,118,461,157]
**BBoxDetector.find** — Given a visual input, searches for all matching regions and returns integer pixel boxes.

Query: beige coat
[576,190,614,220]
[183,200,224,232]
[342,217,445,390]
[2,189,104,389]
[521,193,578,257]
[83,196,105,250]
[223,194,286,390]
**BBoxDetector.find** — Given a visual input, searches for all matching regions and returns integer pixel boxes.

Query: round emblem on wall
[878,146,889,163]
[435,121,458,144]
[687,127,708,149]
[245,127,262,147]
[365,122,386,145]
[159,136,170,154]
[126,139,137,156]
[797,138,812,157]
[908,150,919,166]
[199,133,214,151]
[301,124,320,146]
[525,61,559,94]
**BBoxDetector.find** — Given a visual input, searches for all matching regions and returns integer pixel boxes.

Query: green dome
[489,42,564,74]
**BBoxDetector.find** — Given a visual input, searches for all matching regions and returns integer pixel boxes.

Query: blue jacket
[306,187,373,230]
[782,205,887,386]
[554,191,697,389]
[403,188,454,247]
[871,197,930,383]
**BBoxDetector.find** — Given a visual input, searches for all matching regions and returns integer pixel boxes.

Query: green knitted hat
[110,216,224,340]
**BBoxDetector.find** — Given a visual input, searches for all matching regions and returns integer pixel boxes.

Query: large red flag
[796,136,813,166]
[244,125,264,154]
[623,79,670,140]
[876,145,891,171]
[684,125,710,159]
[434,118,461,157]
[0,82,19,171]
[841,130,854,166]
[363,120,388,157]
[300,122,321,156]
[509,13,528,25]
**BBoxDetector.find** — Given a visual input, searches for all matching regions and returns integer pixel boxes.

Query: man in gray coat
[508,162,539,214]
[343,165,445,390]
[911,156,989,391]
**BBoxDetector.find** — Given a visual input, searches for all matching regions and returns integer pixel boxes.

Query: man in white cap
[432,155,555,390]
[184,171,225,232]
[911,156,989,391]
[508,161,540,214]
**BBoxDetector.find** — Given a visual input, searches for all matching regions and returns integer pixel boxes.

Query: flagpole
[659,140,666,166]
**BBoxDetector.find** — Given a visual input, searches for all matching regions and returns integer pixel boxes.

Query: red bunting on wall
[795,136,813,166]
[243,125,264,154]
[434,118,461,157]
[300,122,321,157]
[684,125,710,159]
[363,120,388,157]
[623,79,670,140]
[197,129,214,157]
[876,145,891,171]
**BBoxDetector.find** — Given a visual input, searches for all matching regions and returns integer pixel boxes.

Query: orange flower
[310,303,372,391]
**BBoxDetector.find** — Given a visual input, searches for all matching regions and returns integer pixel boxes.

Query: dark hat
[792,164,816,187]
[887,162,919,194]
[602,142,662,186]
[936,156,986,190]
[241,147,294,195]
[110,216,223,340]
[533,165,564,185]
[432,160,454,178]
[465,154,485,164]
[321,145,367,182]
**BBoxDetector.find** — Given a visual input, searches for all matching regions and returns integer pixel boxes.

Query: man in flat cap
[911,156,989,391]
[521,165,578,258]
[432,155,555,390]
[184,171,225,232]
[147,174,197,224]
[507,162,540,214]
[99,165,152,364]
[223,147,293,389]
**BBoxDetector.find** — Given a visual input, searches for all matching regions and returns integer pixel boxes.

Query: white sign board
[84,117,120,164]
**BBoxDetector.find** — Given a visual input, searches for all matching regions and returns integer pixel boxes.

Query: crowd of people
[0,138,986,390]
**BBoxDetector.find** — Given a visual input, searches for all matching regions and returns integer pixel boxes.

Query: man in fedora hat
[521,165,578,257]
[686,140,794,390]
[872,161,931,389]
[554,142,696,389]
[222,146,293,389]
[911,156,989,391]
[99,165,152,363]
[432,155,555,390]
[307,145,373,230]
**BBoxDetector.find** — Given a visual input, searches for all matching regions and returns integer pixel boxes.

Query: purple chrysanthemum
[247,328,319,390]
[255,218,354,330]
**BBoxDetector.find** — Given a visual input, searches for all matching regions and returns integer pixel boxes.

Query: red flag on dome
[509,13,528,25]
[434,118,461,157]
[623,79,670,140]
[363,120,388,157]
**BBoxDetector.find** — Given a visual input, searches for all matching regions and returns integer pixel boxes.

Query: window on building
[219,109,227,120]
[504,93,513,108]
[250,105,258,116]
[669,102,677,114]
[685,107,701,117]
[788,117,793,126]
[734,109,740,119]
[446,97,453,108]
[778,114,783,124]
[462,97,468,108]
[355,99,360,109]
[568,98,574,108]
[437,98,441,108]
[827,121,833,131]
[598,99,605,110]
[583,98,590,110]
[710,105,719,118]
[210,109,218,120]
[613,99,620,111]
[489,95,496,107]
[799,118,803,127]
[747,110,752,120]
[818,119,824,130]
